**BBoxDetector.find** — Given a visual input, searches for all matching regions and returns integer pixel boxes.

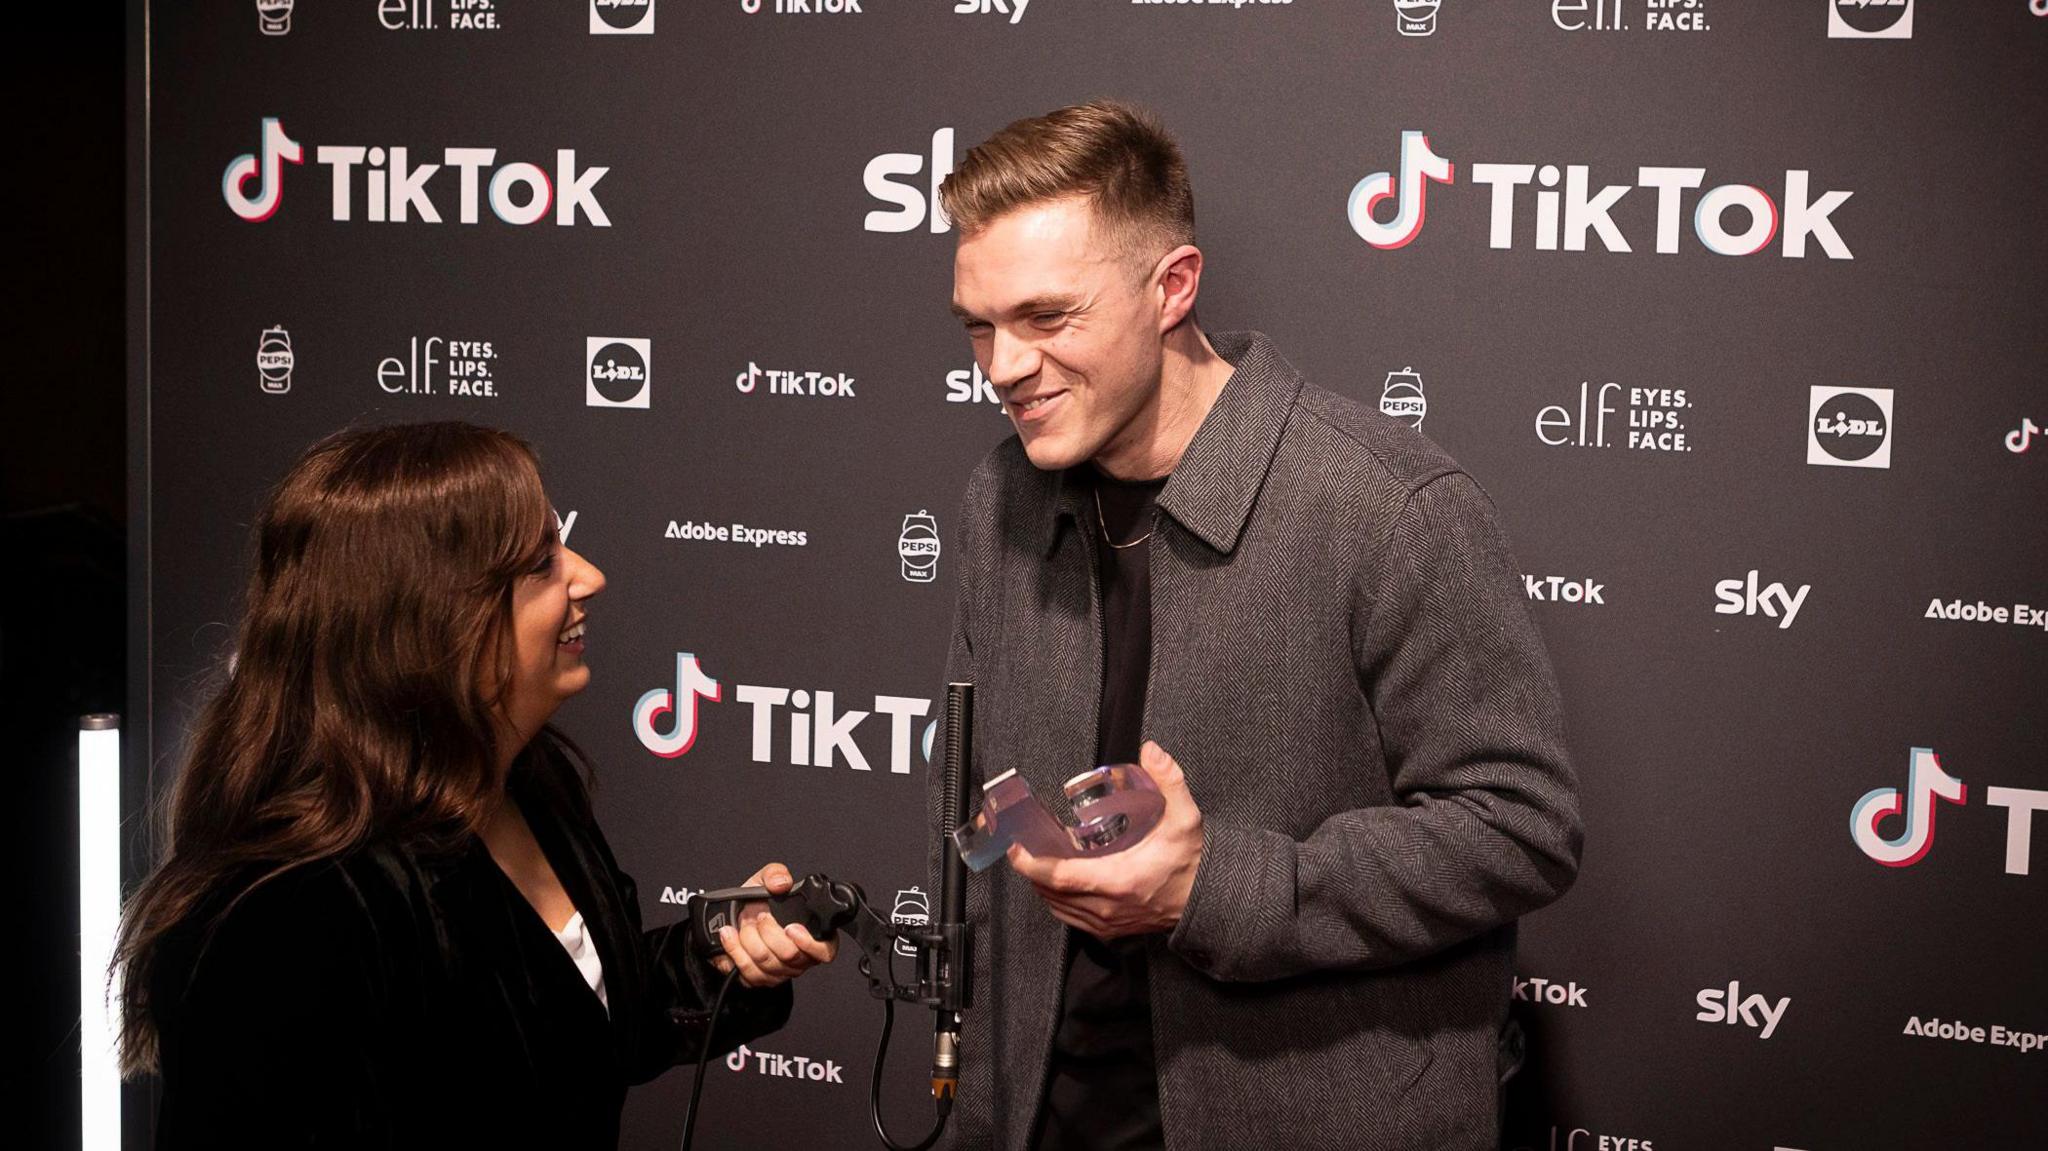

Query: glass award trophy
[951,764,1165,873]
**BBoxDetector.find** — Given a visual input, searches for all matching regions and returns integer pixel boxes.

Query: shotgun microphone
[932,682,973,1107]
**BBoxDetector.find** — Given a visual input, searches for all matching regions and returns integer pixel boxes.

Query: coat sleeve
[1168,471,1583,982]
[153,866,400,1149]
[614,854,794,1084]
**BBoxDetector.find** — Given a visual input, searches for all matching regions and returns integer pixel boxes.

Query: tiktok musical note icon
[2006,418,2039,454]
[1348,131,1455,250]
[1851,748,1967,867]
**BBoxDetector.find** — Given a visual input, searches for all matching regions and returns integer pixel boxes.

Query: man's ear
[1153,244,1204,334]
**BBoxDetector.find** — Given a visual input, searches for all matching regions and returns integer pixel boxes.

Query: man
[927,100,1581,1151]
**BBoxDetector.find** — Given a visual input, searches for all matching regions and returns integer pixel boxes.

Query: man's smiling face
[951,196,1166,473]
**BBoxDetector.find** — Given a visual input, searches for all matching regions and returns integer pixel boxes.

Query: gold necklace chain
[1094,485,1158,550]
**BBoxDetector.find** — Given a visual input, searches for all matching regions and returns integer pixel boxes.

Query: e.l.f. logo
[1851,747,1965,866]
[1348,131,1455,249]
[223,118,303,222]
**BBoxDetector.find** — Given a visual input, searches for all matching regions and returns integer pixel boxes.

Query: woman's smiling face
[498,508,606,746]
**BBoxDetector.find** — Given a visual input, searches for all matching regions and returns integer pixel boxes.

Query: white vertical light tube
[79,713,122,1151]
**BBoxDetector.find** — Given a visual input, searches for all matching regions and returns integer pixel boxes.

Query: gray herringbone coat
[927,331,1582,1151]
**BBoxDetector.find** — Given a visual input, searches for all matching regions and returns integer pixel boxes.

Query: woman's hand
[709,863,839,988]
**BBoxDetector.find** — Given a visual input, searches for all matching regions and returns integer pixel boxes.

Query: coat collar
[1043,330,1301,557]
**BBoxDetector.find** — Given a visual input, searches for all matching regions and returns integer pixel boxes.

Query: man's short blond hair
[939,100,1195,267]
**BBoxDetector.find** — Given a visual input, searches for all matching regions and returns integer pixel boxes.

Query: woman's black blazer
[149,746,792,1149]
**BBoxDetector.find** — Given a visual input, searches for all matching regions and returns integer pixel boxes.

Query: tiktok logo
[2006,418,2039,454]
[1851,747,1966,866]
[1348,132,1853,258]
[222,118,303,222]
[633,653,722,758]
[1851,748,2047,875]
[1348,131,1455,250]
[630,648,937,775]
[221,119,613,226]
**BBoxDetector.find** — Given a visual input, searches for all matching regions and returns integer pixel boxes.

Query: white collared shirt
[551,911,609,1015]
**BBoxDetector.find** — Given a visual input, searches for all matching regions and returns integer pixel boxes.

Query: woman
[114,422,834,1147]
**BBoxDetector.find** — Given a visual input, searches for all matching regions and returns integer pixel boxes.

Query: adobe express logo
[222,118,612,226]
[1349,131,1854,258]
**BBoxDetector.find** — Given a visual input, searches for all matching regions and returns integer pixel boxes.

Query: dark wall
[0,5,127,1149]
[136,3,2046,1150]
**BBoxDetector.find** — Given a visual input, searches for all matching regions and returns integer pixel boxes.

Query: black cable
[870,997,948,1151]
[679,967,741,1151]
[676,905,952,1151]
[681,972,947,1151]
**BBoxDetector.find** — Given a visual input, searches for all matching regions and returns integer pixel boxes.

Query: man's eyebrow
[950,295,1079,321]
[1013,295,1079,314]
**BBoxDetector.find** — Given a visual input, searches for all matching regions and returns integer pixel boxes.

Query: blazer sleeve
[1169,471,1583,982]
[611,854,794,1084]
[153,866,400,1149]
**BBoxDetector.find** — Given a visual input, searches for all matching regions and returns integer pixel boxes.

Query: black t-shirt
[1032,470,1168,1151]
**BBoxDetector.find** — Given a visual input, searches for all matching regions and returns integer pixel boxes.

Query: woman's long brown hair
[114,421,568,1076]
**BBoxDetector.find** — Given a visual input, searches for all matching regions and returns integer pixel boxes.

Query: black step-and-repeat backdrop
[137,2,2046,1148]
